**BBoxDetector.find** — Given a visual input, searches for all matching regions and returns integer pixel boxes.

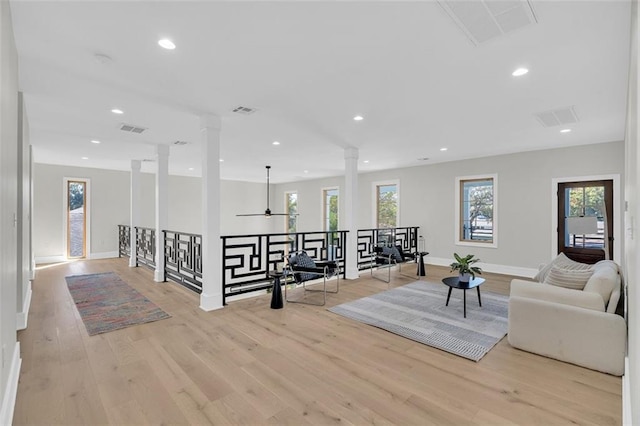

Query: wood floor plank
[13,258,622,425]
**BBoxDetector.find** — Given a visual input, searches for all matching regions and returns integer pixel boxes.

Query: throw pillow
[543,265,594,290]
[381,246,403,263]
[583,262,619,307]
[533,252,592,282]
[292,251,319,282]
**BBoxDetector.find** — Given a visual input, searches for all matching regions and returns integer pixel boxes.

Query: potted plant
[450,253,482,283]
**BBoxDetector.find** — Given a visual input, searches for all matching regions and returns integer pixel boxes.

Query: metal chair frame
[370,244,418,283]
[284,251,339,306]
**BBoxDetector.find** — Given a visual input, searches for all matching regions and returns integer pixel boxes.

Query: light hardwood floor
[14,258,621,425]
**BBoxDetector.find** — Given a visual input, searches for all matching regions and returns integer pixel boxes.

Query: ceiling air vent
[119,123,147,134]
[231,105,257,115]
[173,140,188,146]
[534,106,579,127]
[438,0,537,45]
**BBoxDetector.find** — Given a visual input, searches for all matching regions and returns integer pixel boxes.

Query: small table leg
[463,289,467,318]
[417,253,426,277]
[270,276,283,309]
[477,286,482,307]
[446,287,452,306]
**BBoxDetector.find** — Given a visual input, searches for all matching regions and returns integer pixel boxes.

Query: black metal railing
[118,225,130,257]
[356,227,419,270]
[221,230,348,305]
[135,227,156,270]
[164,230,203,294]
[117,225,420,305]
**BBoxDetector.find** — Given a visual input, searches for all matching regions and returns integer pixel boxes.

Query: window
[456,175,497,247]
[374,181,399,228]
[285,191,297,234]
[322,188,339,232]
[63,177,91,259]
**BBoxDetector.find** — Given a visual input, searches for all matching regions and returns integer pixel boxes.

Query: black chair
[370,243,417,283]
[284,250,340,306]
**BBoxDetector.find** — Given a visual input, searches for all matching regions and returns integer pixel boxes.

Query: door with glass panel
[557,180,613,264]
[67,180,87,258]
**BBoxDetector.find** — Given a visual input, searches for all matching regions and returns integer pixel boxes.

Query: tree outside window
[457,175,497,247]
[286,192,297,234]
[323,188,338,232]
[376,184,398,228]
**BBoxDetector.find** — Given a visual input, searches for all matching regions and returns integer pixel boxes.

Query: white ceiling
[9,0,632,183]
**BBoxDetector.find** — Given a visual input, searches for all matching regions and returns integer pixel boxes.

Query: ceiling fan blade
[236,213,298,217]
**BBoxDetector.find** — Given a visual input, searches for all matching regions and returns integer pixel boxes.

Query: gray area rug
[329,281,508,361]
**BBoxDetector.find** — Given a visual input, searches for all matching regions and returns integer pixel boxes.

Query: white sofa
[508,258,626,376]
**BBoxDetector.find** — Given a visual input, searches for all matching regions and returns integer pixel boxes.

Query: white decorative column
[154,145,169,282]
[344,147,360,279]
[200,114,223,311]
[129,159,141,267]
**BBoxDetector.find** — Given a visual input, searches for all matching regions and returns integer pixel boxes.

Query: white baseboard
[16,282,32,331]
[0,343,22,426]
[34,255,65,265]
[89,251,118,260]
[35,251,119,265]
[623,357,632,425]
[426,256,537,279]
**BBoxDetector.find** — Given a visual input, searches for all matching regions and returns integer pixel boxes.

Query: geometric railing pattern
[164,230,202,294]
[135,226,156,270]
[356,227,419,270]
[221,230,348,305]
[118,225,130,258]
[118,225,419,304]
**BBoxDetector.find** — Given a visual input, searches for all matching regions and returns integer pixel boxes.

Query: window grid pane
[564,186,605,249]
[460,178,494,243]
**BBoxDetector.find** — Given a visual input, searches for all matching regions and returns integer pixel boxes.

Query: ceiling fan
[236,165,298,217]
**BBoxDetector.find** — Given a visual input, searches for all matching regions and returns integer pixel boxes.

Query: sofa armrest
[510,279,605,312]
[508,296,627,375]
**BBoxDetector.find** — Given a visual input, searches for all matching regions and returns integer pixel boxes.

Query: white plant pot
[459,272,471,283]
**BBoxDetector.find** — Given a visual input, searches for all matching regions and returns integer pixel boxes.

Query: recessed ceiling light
[512,67,529,77]
[560,128,572,133]
[158,39,176,50]
[272,141,280,145]
[304,170,309,174]
[90,140,100,144]
[353,115,364,121]
[363,160,370,163]
[81,157,89,160]
[188,167,194,171]
[111,109,124,114]
[219,159,224,162]
[440,147,448,151]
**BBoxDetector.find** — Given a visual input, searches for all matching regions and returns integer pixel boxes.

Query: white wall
[33,164,269,259]
[624,0,639,422]
[0,0,21,423]
[16,92,31,330]
[275,141,624,274]
[33,164,130,260]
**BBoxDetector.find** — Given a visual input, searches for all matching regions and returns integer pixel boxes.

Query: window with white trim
[322,187,339,232]
[375,182,399,228]
[285,191,297,234]
[455,175,497,247]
